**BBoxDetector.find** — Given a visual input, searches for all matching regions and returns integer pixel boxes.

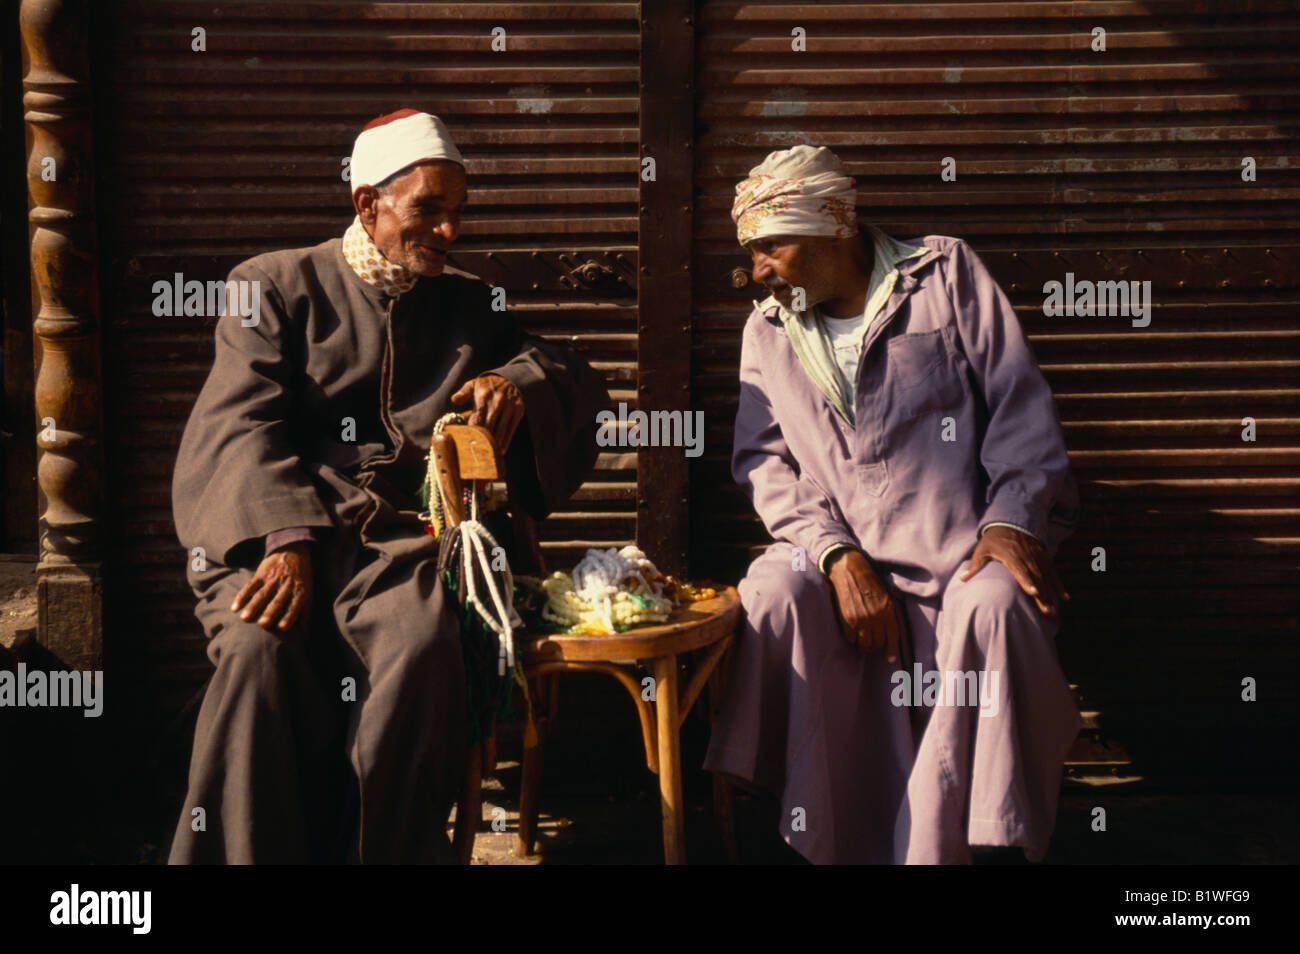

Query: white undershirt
[816,304,869,399]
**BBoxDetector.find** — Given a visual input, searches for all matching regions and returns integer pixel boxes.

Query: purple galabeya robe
[704,231,1082,864]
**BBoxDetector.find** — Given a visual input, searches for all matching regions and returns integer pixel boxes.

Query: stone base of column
[37,561,102,670]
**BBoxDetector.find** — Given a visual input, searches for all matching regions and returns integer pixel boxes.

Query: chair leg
[517,675,552,856]
[453,742,484,865]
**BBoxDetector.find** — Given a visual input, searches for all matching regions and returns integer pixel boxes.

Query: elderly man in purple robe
[703,145,1082,864]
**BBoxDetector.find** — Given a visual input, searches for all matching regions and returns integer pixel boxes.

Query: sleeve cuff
[978,490,1049,543]
[264,525,319,555]
[979,521,1043,545]
[817,543,855,575]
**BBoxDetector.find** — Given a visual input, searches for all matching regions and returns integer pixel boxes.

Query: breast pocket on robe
[883,327,967,424]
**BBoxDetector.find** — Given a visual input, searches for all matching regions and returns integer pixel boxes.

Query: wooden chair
[430,425,545,865]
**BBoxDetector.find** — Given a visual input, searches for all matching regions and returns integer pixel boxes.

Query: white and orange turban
[349,108,463,197]
[731,144,858,246]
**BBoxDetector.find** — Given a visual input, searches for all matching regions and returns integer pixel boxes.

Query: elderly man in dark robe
[168,109,609,864]
[704,145,1082,864]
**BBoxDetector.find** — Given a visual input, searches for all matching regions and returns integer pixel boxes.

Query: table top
[521,586,741,663]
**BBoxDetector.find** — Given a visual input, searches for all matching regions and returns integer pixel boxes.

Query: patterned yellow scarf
[342,215,418,297]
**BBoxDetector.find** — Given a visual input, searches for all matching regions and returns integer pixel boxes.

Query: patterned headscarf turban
[731,144,858,246]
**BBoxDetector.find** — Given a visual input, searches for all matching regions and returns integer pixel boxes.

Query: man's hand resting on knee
[959,525,1069,617]
[826,548,900,663]
[231,543,314,636]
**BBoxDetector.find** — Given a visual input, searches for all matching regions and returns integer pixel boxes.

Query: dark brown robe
[168,238,609,863]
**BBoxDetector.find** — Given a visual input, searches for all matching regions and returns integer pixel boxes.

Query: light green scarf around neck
[755,224,930,426]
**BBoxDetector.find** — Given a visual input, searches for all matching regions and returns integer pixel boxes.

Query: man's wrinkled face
[746,234,836,311]
[357,161,467,277]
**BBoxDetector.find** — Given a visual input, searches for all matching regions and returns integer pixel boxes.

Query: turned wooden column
[21,0,104,670]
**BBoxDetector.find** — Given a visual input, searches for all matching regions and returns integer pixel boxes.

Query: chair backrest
[431,427,545,574]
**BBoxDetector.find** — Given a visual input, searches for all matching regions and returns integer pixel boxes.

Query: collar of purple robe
[755,237,944,324]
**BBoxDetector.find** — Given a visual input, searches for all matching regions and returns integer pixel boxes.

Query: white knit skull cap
[349,108,464,197]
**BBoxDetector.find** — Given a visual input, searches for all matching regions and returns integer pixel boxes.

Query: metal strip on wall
[637,0,695,579]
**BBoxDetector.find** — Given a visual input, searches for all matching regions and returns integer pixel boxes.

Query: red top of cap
[362,108,422,131]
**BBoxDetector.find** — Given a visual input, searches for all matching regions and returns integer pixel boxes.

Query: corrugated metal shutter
[94,1,639,712]
[691,1,1300,781]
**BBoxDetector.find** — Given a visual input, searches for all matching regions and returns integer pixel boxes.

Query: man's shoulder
[898,233,984,272]
[904,232,966,254]
[879,232,974,274]
[231,238,343,286]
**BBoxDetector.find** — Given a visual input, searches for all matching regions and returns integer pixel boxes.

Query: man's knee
[396,619,462,677]
[339,555,463,668]
[744,542,829,605]
[366,581,463,680]
[206,616,308,684]
[740,543,835,635]
[940,560,1046,652]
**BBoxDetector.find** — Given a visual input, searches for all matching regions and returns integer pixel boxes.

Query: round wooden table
[516,586,741,865]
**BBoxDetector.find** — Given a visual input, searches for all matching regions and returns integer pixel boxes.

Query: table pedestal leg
[653,655,685,865]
